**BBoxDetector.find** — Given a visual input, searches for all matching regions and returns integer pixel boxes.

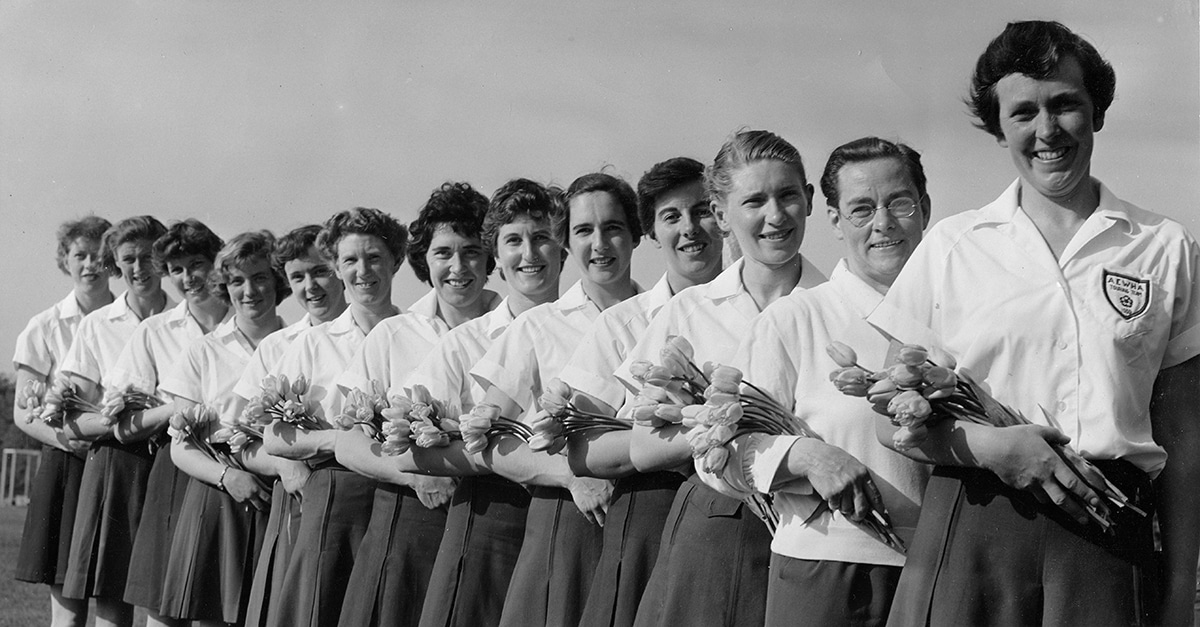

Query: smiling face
[428,224,489,314]
[284,247,345,323]
[334,232,398,310]
[67,237,107,294]
[567,191,636,288]
[652,180,723,288]
[829,157,929,293]
[495,215,562,302]
[226,256,277,323]
[715,160,811,269]
[994,54,1098,204]
[164,254,215,305]
[114,238,162,297]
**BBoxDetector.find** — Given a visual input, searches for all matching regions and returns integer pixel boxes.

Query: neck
[740,255,802,312]
[582,276,636,312]
[75,286,114,315]
[350,301,398,334]
[1018,179,1100,259]
[314,300,349,324]
[188,297,229,333]
[236,312,283,347]
[437,291,496,330]
[507,285,558,317]
[126,289,167,321]
[665,266,720,295]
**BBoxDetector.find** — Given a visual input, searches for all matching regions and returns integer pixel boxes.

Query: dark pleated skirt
[418,474,532,627]
[61,439,155,600]
[123,445,191,608]
[579,470,685,627]
[498,485,605,627]
[265,465,375,627]
[632,474,771,627]
[245,481,301,627]
[14,446,85,585]
[887,463,1156,627]
[765,555,901,627]
[337,482,450,627]
[159,476,267,622]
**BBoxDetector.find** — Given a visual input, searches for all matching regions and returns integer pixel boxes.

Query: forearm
[171,440,231,486]
[488,435,575,487]
[406,441,490,477]
[334,430,410,484]
[262,421,338,460]
[114,403,174,443]
[64,411,115,441]
[237,440,283,477]
[567,430,636,479]
[629,423,692,472]
[875,416,997,468]
[14,415,71,450]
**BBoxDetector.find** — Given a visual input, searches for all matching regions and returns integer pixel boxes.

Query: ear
[827,207,846,242]
[995,131,1008,148]
[650,234,663,250]
[1093,110,1105,132]
[713,200,732,234]
[804,184,815,216]
[919,195,932,229]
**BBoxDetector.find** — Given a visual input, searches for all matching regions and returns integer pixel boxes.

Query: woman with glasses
[701,137,932,626]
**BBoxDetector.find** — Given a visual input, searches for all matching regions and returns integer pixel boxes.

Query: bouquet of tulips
[458,403,534,454]
[242,374,322,430]
[16,378,47,422]
[98,384,163,426]
[377,385,463,455]
[827,340,1146,534]
[172,404,270,490]
[35,374,102,427]
[334,379,394,442]
[528,379,632,455]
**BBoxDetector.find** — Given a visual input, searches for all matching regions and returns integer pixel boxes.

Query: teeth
[516,266,543,274]
[760,230,790,241]
[1036,148,1067,161]
[871,241,902,249]
[446,279,470,287]
[678,243,705,253]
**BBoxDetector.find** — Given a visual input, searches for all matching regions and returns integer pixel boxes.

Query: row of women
[12,20,1200,627]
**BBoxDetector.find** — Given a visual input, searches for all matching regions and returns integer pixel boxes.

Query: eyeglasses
[840,197,922,227]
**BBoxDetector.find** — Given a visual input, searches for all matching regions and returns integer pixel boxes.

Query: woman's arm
[61,375,115,441]
[114,403,175,444]
[238,439,312,494]
[12,367,80,451]
[333,428,456,508]
[564,392,636,479]
[170,399,271,510]
[629,423,692,473]
[261,420,340,461]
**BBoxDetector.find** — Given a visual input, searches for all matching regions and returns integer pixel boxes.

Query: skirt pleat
[245,481,301,627]
[265,466,375,627]
[159,477,266,622]
[498,486,604,627]
[337,482,449,627]
[123,445,191,608]
[418,474,531,627]
[579,470,685,627]
[14,446,85,585]
[631,474,771,627]
[61,440,154,600]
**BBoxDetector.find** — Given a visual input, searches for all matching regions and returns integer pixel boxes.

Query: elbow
[566,442,593,478]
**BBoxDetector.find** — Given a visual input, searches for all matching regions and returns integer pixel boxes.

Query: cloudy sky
[2,0,1197,371]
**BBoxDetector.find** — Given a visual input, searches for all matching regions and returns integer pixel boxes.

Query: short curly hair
[819,137,928,210]
[316,208,408,268]
[967,20,1115,139]
[101,216,168,276]
[208,230,291,306]
[481,178,566,259]
[152,219,224,275]
[55,216,111,275]
[406,182,494,285]
[636,157,706,238]
[562,173,641,247]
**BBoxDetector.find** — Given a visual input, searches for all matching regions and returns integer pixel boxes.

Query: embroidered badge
[1102,270,1150,320]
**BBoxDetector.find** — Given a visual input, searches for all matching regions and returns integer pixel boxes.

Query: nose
[679,211,701,237]
[764,197,787,225]
[590,229,610,252]
[872,204,898,231]
[519,238,538,261]
[1035,109,1060,140]
[301,273,318,294]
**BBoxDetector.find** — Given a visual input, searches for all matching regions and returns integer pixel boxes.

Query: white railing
[1,448,41,506]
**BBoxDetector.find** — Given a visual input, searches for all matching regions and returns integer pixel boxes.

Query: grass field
[0,506,147,627]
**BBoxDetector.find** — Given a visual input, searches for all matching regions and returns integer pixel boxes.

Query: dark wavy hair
[819,137,928,210]
[706,130,807,205]
[55,216,111,274]
[209,230,291,306]
[316,207,408,268]
[273,224,322,272]
[152,219,224,275]
[562,172,641,247]
[482,178,567,259]
[407,182,494,285]
[968,20,1115,139]
[101,216,168,276]
[636,157,706,238]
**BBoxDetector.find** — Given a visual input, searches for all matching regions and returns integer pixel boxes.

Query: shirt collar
[555,280,594,313]
[486,297,516,338]
[107,290,135,321]
[703,255,825,303]
[327,305,361,337]
[165,299,192,324]
[975,178,1131,232]
[645,273,675,315]
[829,259,884,312]
[408,288,440,318]
[58,291,84,320]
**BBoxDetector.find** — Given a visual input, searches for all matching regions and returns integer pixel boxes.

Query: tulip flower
[826,341,860,368]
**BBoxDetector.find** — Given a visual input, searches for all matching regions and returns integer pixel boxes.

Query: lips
[444,277,473,288]
[590,257,615,267]
[869,239,904,251]
[677,242,707,254]
[515,264,545,275]
[1034,147,1069,162]
[759,228,793,242]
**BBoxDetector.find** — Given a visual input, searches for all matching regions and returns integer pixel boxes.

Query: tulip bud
[887,390,932,427]
[867,378,899,405]
[826,342,859,368]
[896,344,929,367]
[887,364,924,388]
[702,446,730,474]
[892,424,929,451]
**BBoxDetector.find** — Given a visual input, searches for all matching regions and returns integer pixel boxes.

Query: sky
[2,0,1197,373]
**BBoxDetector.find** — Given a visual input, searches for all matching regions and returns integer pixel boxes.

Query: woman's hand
[788,439,883,522]
[568,476,615,527]
[221,468,271,511]
[411,475,457,510]
[976,424,1105,525]
[277,459,312,495]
